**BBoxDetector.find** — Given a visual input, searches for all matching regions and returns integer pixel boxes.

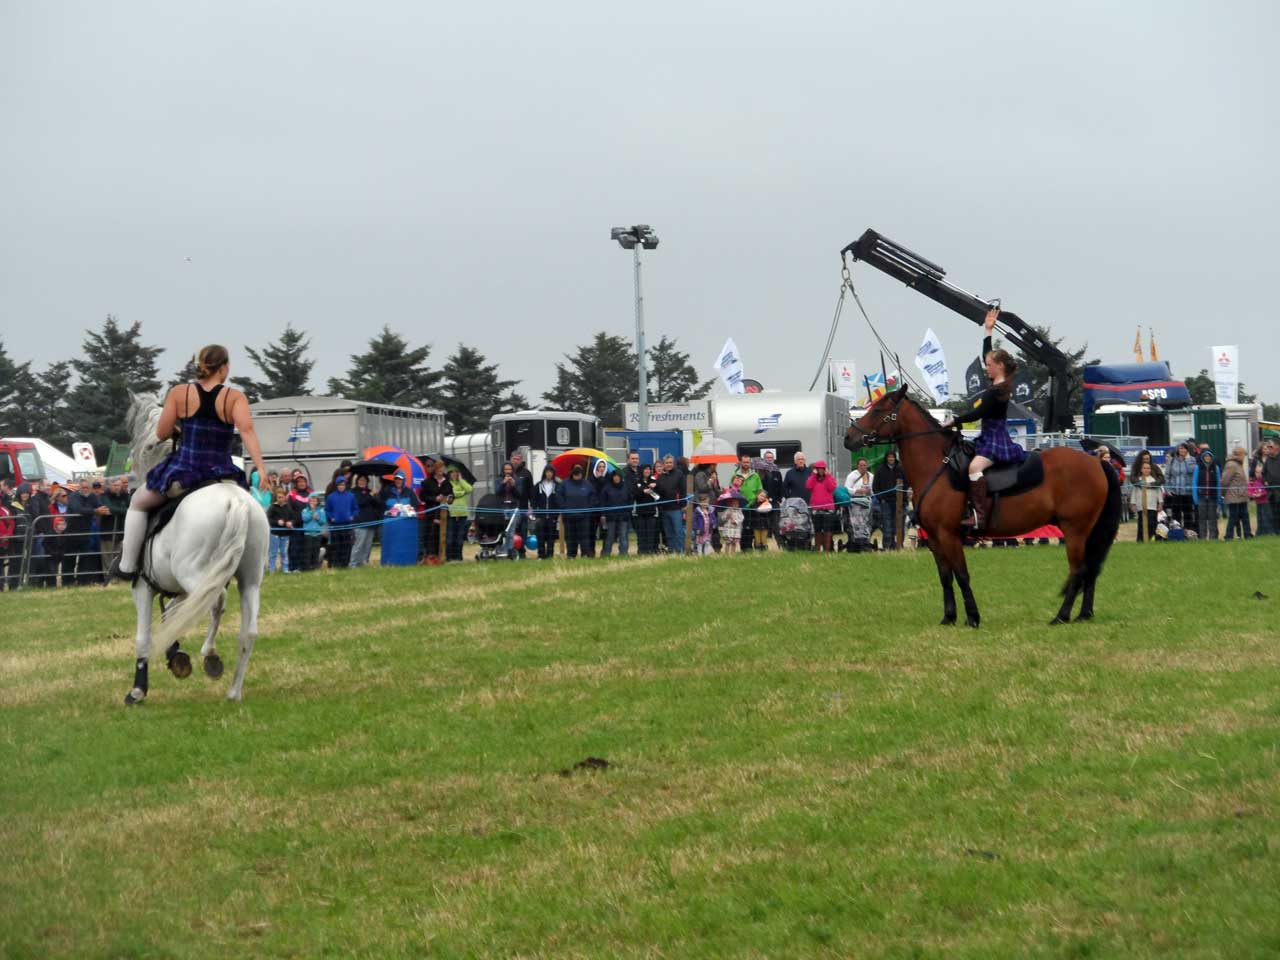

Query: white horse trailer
[488,410,602,488]
[709,393,853,479]
[251,395,446,487]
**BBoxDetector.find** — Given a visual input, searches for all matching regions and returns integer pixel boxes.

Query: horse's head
[845,384,909,452]
[127,391,169,479]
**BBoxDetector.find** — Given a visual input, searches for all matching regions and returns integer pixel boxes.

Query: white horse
[123,393,270,704]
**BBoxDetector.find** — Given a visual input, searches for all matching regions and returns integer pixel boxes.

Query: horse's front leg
[928,537,958,625]
[125,585,154,705]
[200,589,228,679]
[226,580,260,702]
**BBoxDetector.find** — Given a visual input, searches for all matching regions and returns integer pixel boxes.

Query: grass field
[3,539,1279,958]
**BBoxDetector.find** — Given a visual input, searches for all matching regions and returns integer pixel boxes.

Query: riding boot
[110,508,148,583]
[969,476,990,531]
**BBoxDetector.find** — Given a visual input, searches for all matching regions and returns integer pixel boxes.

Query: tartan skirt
[145,417,246,494]
[975,420,1027,465]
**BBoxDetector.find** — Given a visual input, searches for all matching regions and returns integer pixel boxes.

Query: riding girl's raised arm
[230,391,270,489]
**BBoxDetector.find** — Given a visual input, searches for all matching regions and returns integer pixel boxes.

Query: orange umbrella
[358,445,427,484]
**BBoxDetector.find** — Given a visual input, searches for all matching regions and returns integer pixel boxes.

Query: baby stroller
[776,497,813,551]
[473,493,522,561]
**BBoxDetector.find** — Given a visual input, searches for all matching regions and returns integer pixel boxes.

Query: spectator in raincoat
[1191,447,1221,540]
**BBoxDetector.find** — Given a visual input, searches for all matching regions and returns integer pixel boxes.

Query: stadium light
[610,224,659,430]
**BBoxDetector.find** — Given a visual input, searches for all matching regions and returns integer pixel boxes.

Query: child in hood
[692,493,716,557]
[717,478,747,554]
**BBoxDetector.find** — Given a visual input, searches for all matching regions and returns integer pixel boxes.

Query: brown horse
[846,386,1121,627]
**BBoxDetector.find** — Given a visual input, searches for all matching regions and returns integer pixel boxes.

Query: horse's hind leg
[125,586,154,705]
[1076,575,1097,622]
[1052,526,1087,625]
[201,589,227,679]
[226,579,260,702]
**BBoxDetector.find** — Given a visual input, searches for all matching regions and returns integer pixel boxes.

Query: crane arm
[842,228,1074,429]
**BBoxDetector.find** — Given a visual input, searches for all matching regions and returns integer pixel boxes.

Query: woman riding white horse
[941,307,1027,530]
[112,344,269,581]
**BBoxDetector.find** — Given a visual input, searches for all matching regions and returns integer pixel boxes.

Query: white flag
[712,338,746,394]
[830,360,857,398]
[1211,345,1238,404]
[914,328,950,403]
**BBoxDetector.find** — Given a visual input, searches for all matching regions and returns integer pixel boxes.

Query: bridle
[847,392,952,448]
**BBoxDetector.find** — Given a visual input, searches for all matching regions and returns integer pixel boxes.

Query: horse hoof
[966,617,980,629]
[1049,616,1070,626]
[124,688,146,706]
[940,616,956,626]
[1075,612,1094,622]
[203,653,224,679]
[167,650,192,679]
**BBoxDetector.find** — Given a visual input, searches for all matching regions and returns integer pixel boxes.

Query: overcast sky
[3,1,1276,411]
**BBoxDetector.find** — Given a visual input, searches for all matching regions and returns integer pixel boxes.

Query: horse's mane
[127,391,169,479]
[905,395,944,428]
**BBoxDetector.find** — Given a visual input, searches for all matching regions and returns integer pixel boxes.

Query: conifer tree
[646,335,715,403]
[0,338,26,436]
[244,324,314,399]
[326,326,439,407]
[67,316,164,459]
[541,332,638,420]
[438,344,526,434]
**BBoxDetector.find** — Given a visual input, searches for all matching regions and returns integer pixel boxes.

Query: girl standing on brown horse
[847,372,1121,628]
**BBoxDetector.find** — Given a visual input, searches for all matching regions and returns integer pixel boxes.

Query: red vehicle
[0,441,46,488]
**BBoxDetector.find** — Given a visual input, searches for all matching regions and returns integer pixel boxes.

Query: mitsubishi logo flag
[914,328,950,403]
[713,338,746,394]
[830,360,858,399]
[1212,345,1238,404]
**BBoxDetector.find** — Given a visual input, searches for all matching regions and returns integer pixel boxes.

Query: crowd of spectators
[1101,433,1280,543]
[4,432,1278,588]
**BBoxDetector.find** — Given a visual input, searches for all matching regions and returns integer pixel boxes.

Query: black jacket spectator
[531,480,564,515]
[600,475,634,510]
[352,486,379,525]
[783,466,813,502]
[560,476,597,511]
[655,470,685,512]
[761,468,785,507]
[872,459,906,498]
[268,500,300,531]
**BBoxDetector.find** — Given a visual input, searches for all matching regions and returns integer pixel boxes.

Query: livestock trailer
[251,395,446,486]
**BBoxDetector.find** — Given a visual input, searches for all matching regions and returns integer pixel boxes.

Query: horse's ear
[896,384,909,398]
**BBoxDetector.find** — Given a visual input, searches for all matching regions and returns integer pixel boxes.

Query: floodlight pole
[633,243,649,431]
[611,223,658,431]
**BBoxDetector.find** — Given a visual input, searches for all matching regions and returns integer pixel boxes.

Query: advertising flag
[712,338,746,394]
[831,360,858,399]
[913,328,950,404]
[1149,328,1159,362]
[1212,345,1238,404]
[1133,326,1144,362]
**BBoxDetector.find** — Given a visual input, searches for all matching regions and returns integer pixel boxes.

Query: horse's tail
[1082,458,1122,582]
[151,494,251,653]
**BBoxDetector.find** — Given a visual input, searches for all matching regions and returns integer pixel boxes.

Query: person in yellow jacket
[445,467,473,562]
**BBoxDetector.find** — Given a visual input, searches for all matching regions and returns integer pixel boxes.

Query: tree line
[0,317,712,461]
